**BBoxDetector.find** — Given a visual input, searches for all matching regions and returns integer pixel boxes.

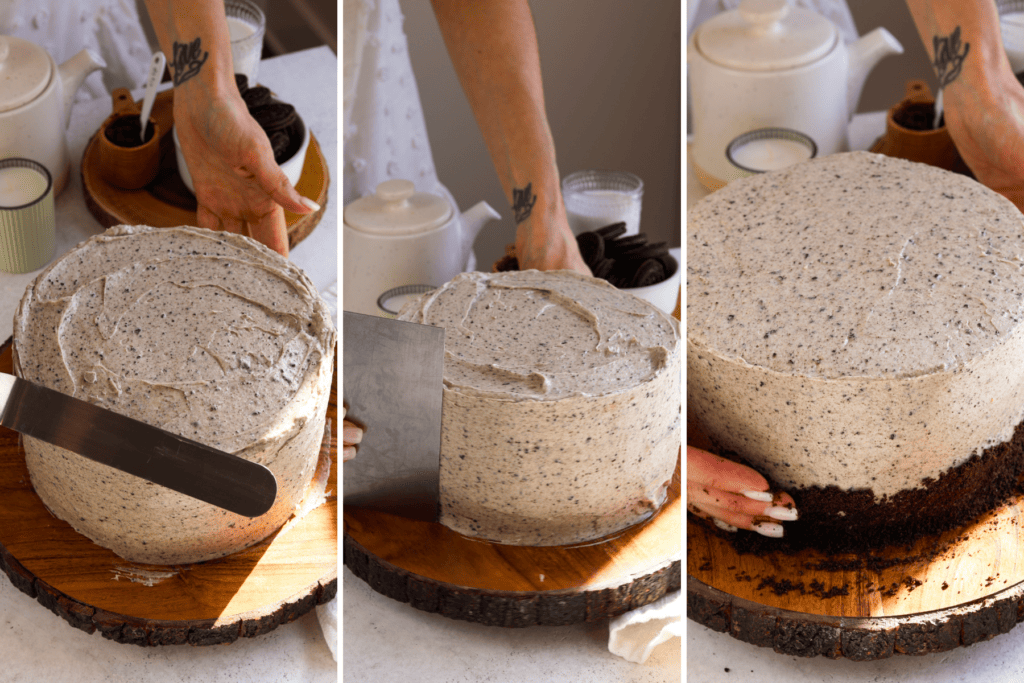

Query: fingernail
[767,506,799,521]
[713,518,738,533]
[742,490,774,502]
[343,426,363,444]
[300,197,321,212]
[753,521,784,538]
[343,445,357,462]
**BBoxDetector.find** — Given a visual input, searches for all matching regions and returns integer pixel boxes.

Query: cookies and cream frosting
[400,270,680,546]
[688,152,1024,499]
[13,224,335,565]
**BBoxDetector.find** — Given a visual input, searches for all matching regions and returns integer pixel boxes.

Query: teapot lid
[695,0,837,71]
[344,179,452,236]
[0,36,53,114]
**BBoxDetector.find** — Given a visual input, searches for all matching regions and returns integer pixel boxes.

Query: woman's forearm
[142,0,235,99]
[429,0,563,240]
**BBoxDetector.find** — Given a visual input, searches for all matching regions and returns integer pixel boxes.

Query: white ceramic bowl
[620,248,681,314]
[172,117,310,195]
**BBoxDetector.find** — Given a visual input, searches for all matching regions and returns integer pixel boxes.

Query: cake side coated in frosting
[13,224,335,565]
[687,152,1024,502]
[400,270,680,546]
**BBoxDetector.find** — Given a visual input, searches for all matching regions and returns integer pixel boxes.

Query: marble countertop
[687,112,1024,681]
[342,567,680,682]
[0,46,337,681]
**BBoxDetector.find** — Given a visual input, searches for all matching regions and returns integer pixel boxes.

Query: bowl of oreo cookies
[173,74,310,195]
[494,222,680,313]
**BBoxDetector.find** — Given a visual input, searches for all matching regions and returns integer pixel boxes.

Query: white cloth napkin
[316,599,338,661]
[607,591,683,663]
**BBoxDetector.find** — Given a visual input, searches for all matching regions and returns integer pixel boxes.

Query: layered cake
[688,152,1024,550]
[13,224,335,565]
[399,270,680,546]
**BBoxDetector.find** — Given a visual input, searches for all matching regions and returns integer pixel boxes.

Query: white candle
[730,138,812,172]
[0,166,48,208]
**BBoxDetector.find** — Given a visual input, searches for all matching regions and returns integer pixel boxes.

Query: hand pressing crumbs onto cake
[342,406,364,462]
[687,446,799,538]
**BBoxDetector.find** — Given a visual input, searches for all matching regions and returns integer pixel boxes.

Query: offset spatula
[343,311,444,522]
[0,372,277,518]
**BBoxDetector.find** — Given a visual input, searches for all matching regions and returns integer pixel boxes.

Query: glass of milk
[225,0,266,85]
[0,158,55,274]
[562,170,644,237]
[725,128,817,179]
[997,0,1024,74]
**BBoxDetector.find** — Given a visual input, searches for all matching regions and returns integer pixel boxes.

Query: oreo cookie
[604,234,647,258]
[619,241,669,260]
[592,257,615,280]
[242,85,273,108]
[576,231,605,265]
[235,73,250,95]
[629,259,666,288]
[250,102,299,133]
[595,222,627,240]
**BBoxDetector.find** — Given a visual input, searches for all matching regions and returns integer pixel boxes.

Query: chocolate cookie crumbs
[105,114,155,148]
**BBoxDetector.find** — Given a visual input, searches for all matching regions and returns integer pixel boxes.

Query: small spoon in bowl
[139,51,166,143]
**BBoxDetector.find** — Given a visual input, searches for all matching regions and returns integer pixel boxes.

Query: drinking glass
[225,0,266,85]
[561,170,644,237]
[0,158,55,274]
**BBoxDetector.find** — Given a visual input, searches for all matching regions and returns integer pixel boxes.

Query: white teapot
[343,179,501,316]
[688,0,903,189]
[0,36,106,196]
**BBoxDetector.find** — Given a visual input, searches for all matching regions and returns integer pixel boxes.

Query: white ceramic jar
[688,0,902,189]
[343,180,499,316]
[0,37,104,197]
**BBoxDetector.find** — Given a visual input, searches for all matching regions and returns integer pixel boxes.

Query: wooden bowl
[97,88,160,190]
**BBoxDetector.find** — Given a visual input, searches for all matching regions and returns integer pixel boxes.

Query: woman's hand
[687,446,798,538]
[173,88,316,256]
[342,406,363,462]
[515,203,592,275]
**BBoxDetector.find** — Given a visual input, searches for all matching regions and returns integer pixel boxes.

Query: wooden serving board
[0,340,337,646]
[80,89,328,250]
[687,422,1024,660]
[344,457,681,627]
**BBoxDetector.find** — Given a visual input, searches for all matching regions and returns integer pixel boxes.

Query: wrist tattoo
[512,183,537,224]
[171,38,209,86]
[932,26,969,88]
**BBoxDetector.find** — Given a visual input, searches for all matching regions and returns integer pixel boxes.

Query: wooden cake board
[687,423,1024,660]
[81,89,328,250]
[0,340,337,646]
[344,457,681,628]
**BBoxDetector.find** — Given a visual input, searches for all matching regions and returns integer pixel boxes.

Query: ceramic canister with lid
[342,179,499,316]
[687,0,902,189]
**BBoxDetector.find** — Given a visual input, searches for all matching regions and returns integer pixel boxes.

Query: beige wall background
[399,0,682,271]
[849,1,938,113]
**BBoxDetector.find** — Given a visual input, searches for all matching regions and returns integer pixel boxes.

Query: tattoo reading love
[512,183,536,224]
[172,38,209,86]
[933,26,969,88]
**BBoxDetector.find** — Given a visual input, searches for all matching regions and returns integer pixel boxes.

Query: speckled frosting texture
[688,152,1024,500]
[13,225,335,565]
[400,270,680,546]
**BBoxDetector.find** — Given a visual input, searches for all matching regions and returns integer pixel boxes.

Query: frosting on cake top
[15,224,333,454]
[688,152,1024,380]
[400,270,679,400]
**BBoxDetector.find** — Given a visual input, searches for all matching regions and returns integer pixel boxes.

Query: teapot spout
[847,27,903,119]
[58,49,106,129]
[460,200,501,253]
